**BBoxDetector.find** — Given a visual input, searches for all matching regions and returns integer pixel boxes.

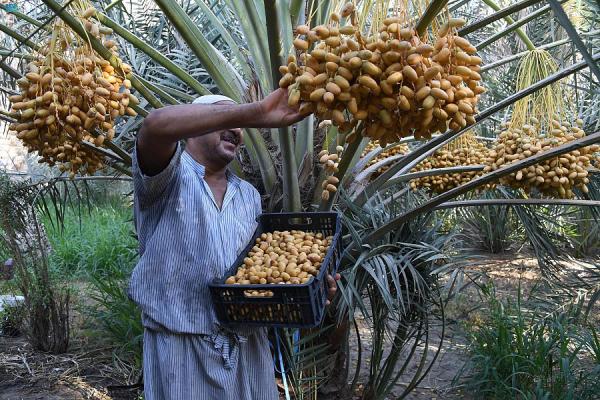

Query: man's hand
[256,88,311,128]
[325,273,341,306]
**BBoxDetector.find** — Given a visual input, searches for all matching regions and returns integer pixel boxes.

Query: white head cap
[192,94,236,105]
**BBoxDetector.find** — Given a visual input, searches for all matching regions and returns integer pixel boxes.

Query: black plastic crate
[209,212,342,328]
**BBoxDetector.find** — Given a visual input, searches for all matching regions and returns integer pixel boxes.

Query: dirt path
[340,313,470,400]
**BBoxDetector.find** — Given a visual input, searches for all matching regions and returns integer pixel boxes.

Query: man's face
[201,127,244,164]
[187,101,244,165]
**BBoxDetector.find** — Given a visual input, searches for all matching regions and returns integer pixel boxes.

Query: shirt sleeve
[132,141,183,207]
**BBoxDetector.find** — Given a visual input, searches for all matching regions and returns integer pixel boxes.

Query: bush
[0,300,25,336]
[0,175,70,353]
[458,204,515,253]
[0,241,11,264]
[568,206,600,257]
[459,285,600,399]
[45,202,138,278]
[88,263,143,367]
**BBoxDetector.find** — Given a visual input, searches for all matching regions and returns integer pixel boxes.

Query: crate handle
[287,217,312,226]
[242,289,274,298]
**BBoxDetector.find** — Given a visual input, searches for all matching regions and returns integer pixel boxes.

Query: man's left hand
[325,273,341,306]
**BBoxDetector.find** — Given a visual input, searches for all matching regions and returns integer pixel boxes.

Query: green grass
[0,200,136,291]
[44,201,138,278]
[458,284,600,399]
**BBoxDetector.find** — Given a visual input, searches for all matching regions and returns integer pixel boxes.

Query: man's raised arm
[137,88,308,175]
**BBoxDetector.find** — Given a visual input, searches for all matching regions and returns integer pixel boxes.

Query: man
[129,88,339,399]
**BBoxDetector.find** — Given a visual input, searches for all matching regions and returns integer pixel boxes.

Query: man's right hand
[255,88,311,128]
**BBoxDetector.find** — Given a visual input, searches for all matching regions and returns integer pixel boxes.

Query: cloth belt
[209,330,249,370]
[143,321,256,370]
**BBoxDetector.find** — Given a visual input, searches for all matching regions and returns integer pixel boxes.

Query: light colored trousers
[143,328,279,400]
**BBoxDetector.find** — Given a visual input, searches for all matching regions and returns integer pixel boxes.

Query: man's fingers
[290,112,307,124]
[326,274,338,301]
[326,274,336,286]
[299,104,314,116]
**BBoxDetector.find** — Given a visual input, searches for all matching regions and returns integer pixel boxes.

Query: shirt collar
[182,150,240,185]
[182,150,205,177]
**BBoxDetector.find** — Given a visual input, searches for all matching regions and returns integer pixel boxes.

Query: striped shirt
[128,143,262,335]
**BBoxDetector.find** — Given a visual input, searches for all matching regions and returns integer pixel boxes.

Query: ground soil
[0,254,596,400]
[0,335,142,400]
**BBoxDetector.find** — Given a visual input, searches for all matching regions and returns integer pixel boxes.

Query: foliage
[0,300,26,336]
[0,236,11,264]
[278,325,337,400]
[0,174,71,353]
[459,283,600,400]
[456,190,518,253]
[567,174,600,257]
[331,189,456,400]
[45,201,137,278]
[87,260,143,367]
[41,198,142,365]
[454,184,600,257]
[567,206,600,257]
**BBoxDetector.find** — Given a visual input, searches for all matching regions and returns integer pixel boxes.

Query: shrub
[45,202,137,278]
[0,175,70,353]
[0,300,25,336]
[88,264,143,367]
[459,284,600,399]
